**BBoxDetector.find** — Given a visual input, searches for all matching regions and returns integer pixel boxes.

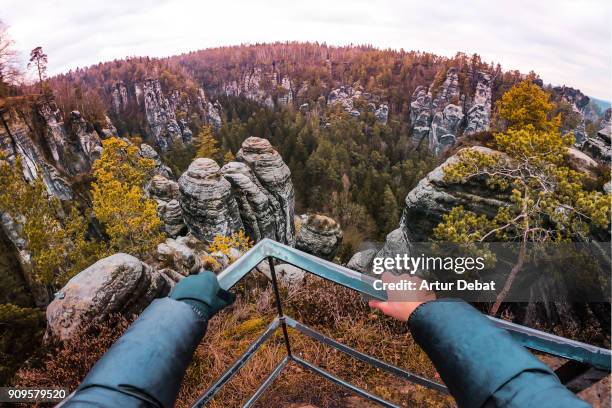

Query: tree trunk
[490,240,527,316]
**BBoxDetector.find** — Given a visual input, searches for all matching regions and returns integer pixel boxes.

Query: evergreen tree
[434,81,610,315]
[223,150,235,164]
[380,185,400,236]
[195,125,220,160]
[27,46,47,93]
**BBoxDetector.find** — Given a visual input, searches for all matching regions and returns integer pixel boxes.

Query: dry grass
[176,275,453,407]
[13,273,453,408]
[15,316,132,391]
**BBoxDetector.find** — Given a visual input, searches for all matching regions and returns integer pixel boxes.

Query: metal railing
[192,238,612,407]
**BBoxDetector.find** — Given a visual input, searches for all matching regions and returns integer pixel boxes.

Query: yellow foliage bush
[207,230,253,262]
[92,138,165,258]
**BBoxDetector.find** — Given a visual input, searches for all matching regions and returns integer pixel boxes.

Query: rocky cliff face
[143,78,193,151]
[222,66,301,109]
[0,100,105,200]
[554,86,592,146]
[410,68,492,155]
[465,71,492,134]
[0,98,108,306]
[223,67,275,108]
[139,143,173,179]
[398,146,513,242]
[110,78,221,151]
[220,161,279,242]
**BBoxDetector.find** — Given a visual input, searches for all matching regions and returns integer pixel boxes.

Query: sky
[2,0,611,100]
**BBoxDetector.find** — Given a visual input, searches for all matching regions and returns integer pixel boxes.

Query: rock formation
[111,82,129,113]
[277,75,294,106]
[236,137,295,245]
[139,143,173,179]
[553,86,593,147]
[0,103,74,200]
[46,253,169,340]
[429,104,464,155]
[223,67,274,108]
[327,84,388,122]
[347,248,378,273]
[583,108,611,163]
[220,161,278,242]
[295,214,342,260]
[375,104,389,124]
[148,175,185,237]
[409,86,434,147]
[143,78,191,151]
[465,71,492,134]
[156,235,202,278]
[409,68,492,155]
[399,146,509,242]
[68,110,102,165]
[177,137,295,246]
[178,158,243,243]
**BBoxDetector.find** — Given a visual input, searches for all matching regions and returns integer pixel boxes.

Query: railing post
[268,257,292,356]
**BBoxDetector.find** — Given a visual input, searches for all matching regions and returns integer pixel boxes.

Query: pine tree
[27,46,47,94]
[435,81,611,315]
[223,150,235,164]
[495,80,559,132]
[195,125,220,160]
[380,185,400,236]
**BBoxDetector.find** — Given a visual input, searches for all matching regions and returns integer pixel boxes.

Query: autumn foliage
[92,138,165,258]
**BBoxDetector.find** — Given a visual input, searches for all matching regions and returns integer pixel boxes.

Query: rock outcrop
[399,146,509,241]
[68,110,102,165]
[0,104,74,200]
[46,253,169,340]
[143,78,191,151]
[583,108,611,163]
[553,86,594,147]
[178,158,243,243]
[409,86,434,147]
[222,67,301,108]
[409,68,492,155]
[429,104,464,155]
[347,248,378,273]
[156,235,202,278]
[139,143,173,179]
[220,161,278,242]
[236,137,295,245]
[111,82,129,113]
[327,84,388,122]
[177,137,295,246]
[223,67,274,108]
[148,175,185,237]
[295,214,342,260]
[375,104,389,124]
[465,71,492,134]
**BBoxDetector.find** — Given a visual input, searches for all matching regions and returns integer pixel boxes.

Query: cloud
[2,0,610,99]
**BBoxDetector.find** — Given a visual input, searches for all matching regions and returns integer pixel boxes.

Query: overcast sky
[2,0,611,100]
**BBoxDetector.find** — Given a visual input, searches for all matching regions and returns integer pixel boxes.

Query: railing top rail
[217,238,612,371]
